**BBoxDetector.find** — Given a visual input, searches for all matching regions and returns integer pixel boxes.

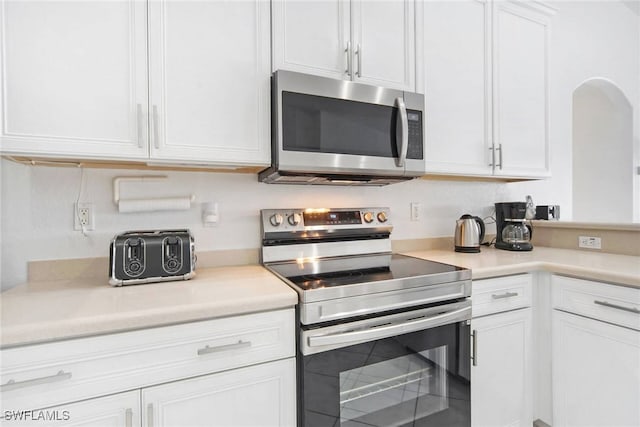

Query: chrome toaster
[109,230,196,286]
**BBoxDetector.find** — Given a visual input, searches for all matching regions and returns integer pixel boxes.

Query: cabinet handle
[152,105,159,150]
[125,408,133,427]
[147,403,154,427]
[1,370,72,392]
[356,43,362,77]
[594,300,640,314]
[488,145,495,167]
[197,340,251,356]
[345,41,352,77]
[471,330,478,366]
[492,291,519,300]
[136,104,144,148]
[497,143,503,170]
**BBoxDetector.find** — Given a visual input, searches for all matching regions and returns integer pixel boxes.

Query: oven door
[273,70,425,177]
[299,301,471,427]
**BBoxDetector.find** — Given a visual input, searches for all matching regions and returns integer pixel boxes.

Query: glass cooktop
[266,253,469,294]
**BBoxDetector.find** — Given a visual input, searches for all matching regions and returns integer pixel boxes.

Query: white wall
[573,81,634,222]
[0,159,549,289]
[551,0,640,221]
[1,0,638,290]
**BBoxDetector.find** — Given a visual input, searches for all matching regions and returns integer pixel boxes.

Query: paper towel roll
[118,197,192,213]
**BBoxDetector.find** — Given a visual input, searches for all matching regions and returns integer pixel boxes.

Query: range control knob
[288,213,302,226]
[363,212,374,223]
[269,213,284,227]
[377,212,388,223]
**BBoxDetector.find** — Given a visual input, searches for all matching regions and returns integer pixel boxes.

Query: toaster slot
[162,236,183,274]
[123,238,145,277]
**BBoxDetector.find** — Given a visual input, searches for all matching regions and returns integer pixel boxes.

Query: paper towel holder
[113,175,196,213]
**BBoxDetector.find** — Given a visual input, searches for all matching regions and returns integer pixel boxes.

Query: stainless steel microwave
[259,70,425,186]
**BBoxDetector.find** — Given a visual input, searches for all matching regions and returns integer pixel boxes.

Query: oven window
[300,322,470,427]
[339,346,448,426]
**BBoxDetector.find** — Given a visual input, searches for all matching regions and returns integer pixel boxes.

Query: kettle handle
[473,216,486,244]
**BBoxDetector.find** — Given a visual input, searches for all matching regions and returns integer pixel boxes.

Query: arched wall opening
[572,78,635,222]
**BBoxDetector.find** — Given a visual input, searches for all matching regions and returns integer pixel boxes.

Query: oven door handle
[307,306,471,348]
[395,97,408,168]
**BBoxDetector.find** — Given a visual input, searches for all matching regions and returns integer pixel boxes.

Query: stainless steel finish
[298,279,471,324]
[489,145,495,167]
[137,104,144,148]
[269,70,425,178]
[594,300,640,314]
[345,41,352,77]
[147,403,153,427]
[301,300,471,355]
[152,105,159,149]
[471,330,478,366]
[262,239,392,264]
[197,340,252,356]
[454,216,483,249]
[396,97,408,167]
[356,43,362,77]
[125,408,133,427]
[492,291,519,299]
[497,143,503,170]
[1,370,72,392]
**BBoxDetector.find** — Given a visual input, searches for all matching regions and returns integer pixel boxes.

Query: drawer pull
[197,340,251,356]
[1,370,72,392]
[492,291,519,300]
[594,300,640,314]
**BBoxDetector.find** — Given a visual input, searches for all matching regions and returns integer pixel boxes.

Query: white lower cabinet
[0,309,296,427]
[2,391,141,427]
[551,275,640,427]
[143,358,295,427]
[471,275,533,427]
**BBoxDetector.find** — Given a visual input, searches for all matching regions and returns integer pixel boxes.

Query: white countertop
[404,246,640,288]
[2,247,638,349]
[0,265,298,348]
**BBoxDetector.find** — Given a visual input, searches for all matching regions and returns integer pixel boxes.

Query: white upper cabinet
[493,0,551,177]
[0,0,148,159]
[421,0,553,179]
[421,0,492,175]
[271,0,350,81]
[272,0,416,91]
[148,0,270,166]
[0,0,270,167]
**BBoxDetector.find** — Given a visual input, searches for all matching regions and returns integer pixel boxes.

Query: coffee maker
[495,202,533,251]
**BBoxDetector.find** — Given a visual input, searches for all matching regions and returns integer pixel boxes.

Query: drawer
[552,275,640,331]
[472,274,533,317]
[0,309,294,412]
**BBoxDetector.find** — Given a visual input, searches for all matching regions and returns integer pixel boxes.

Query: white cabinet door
[422,0,492,175]
[351,0,415,90]
[552,310,640,427]
[148,0,270,166]
[0,0,148,159]
[471,308,532,427]
[142,358,296,427]
[272,0,415,91]
[272,0,350,80]
[1,391,141,427]
[492,1,550,177]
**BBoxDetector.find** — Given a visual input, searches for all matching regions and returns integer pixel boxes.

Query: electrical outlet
[578,235,601,249]
[74,202,95,231]
[410,202,421,221]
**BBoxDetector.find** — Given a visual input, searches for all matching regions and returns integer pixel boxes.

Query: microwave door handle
[395,97,408,168]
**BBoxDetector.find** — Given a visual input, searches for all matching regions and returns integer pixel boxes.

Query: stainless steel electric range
[261,208,472,427]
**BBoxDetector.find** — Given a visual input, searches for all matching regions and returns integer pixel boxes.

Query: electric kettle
[454,214,486,253]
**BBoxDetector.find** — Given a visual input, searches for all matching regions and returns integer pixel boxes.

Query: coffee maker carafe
[495,202,533,251]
